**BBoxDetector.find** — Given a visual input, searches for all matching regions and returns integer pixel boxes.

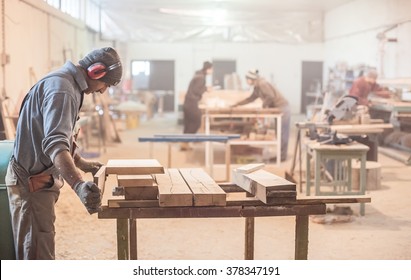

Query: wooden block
[232,169,296,204]
[179,168,226,206]
[124,186,158,200]
[246,170,296,191]
[266,190,297,198]
[297,196,371,204]
[93,166,106,195]
[155,169,193,207]
[106,159,164,175]
[235,163,265,174]
[352,161,381,190]
[117,174,155,187]
[108,199,159,208]
[266,197,298,205]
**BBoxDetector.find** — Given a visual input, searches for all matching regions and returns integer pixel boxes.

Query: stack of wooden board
[106,159,164,201]
[95,160,297,208]
[231,163,297,204]
[96,159,227,208]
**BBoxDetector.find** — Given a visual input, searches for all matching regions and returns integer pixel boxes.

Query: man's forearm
[53,150,83,187]
[375,90,391,98]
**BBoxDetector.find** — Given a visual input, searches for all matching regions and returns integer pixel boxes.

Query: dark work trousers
[183,101,202,134]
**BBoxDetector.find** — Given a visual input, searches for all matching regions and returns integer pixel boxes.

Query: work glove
[77,160,104,176]
[73,181,102,214]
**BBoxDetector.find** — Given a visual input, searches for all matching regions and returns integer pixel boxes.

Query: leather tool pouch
[28,172,54,193]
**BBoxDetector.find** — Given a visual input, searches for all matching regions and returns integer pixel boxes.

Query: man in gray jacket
[6,47,122,259]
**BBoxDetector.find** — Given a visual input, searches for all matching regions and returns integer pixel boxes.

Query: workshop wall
[0,0,101,115]
[324,0,411,80]
[4,0,409,119]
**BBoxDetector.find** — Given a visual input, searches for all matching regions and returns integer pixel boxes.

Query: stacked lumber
[104,159,163,205]
[100,159,227,208]
[232,163,297,204]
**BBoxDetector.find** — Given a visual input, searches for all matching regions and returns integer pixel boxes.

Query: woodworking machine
[325,95,359,125]
[299,96,363,145]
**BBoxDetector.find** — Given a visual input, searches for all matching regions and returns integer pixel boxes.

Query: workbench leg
[225,143,231,182]
[129,219,138,260]
[347,159,352,192]
[276,115,282,166]
[295,215,309,260]
[205,114,210,174]
[306,151,311,196]
[298,131,303,194]
[209,142,214,177]
[315,152,321,195]
[117,219,129,260]
[167,143,172,168]
[360,154,367,216]
[244,217,255,260]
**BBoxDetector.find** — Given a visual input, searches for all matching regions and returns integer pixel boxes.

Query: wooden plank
[155,169,193,207]
[93,166,106,195]
[226,194,371,206]
[297,196,371,204]
[108,199,159,208]
[117,219,129,260]
[129,219,137,260]
[266,197,298,205]
[232,169,296,203]
[295,215,309,260]
[246,170,296,191]
[106,159,164,175]
[117,174,155,187]
[99,204,326,219]
[266,190,297,198]
[244,217,255,260]
[124,186,158,200]
[235,163,265,174]
[179,168,226,206]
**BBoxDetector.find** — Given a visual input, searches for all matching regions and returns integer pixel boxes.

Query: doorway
[300,61,323,114]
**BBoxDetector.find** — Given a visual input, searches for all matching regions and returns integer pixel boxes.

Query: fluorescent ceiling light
[159,8,227,25]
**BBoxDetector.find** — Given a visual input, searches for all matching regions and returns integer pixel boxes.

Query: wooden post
[295,215,309,260]
[117,218,129,260]
[167,143,172,168]
[244,217,255,260]
[360,153,367,216]
[129,219,138,260]
[225,142,231,182]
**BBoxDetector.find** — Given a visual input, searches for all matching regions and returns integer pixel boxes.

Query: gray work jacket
[13,61,88,176]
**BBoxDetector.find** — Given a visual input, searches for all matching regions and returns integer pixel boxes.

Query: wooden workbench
[97,166,370,260]
[305,141,369,215]
[138,134,240,177]
[201,107,283,171]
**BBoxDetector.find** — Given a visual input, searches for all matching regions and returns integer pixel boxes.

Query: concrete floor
[54,112,411,260]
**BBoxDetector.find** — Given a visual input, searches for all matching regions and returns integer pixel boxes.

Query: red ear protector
[87,61,121,80]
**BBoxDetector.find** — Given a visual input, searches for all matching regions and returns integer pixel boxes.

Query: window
[44,0,100,31]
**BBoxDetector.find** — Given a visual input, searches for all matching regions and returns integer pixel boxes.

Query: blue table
[138,134,240,179]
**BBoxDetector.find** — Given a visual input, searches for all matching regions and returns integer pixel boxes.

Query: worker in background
[231,69,291,162]
[348,69,391,106]
[5,47,123,259]
[181,61,213,151]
